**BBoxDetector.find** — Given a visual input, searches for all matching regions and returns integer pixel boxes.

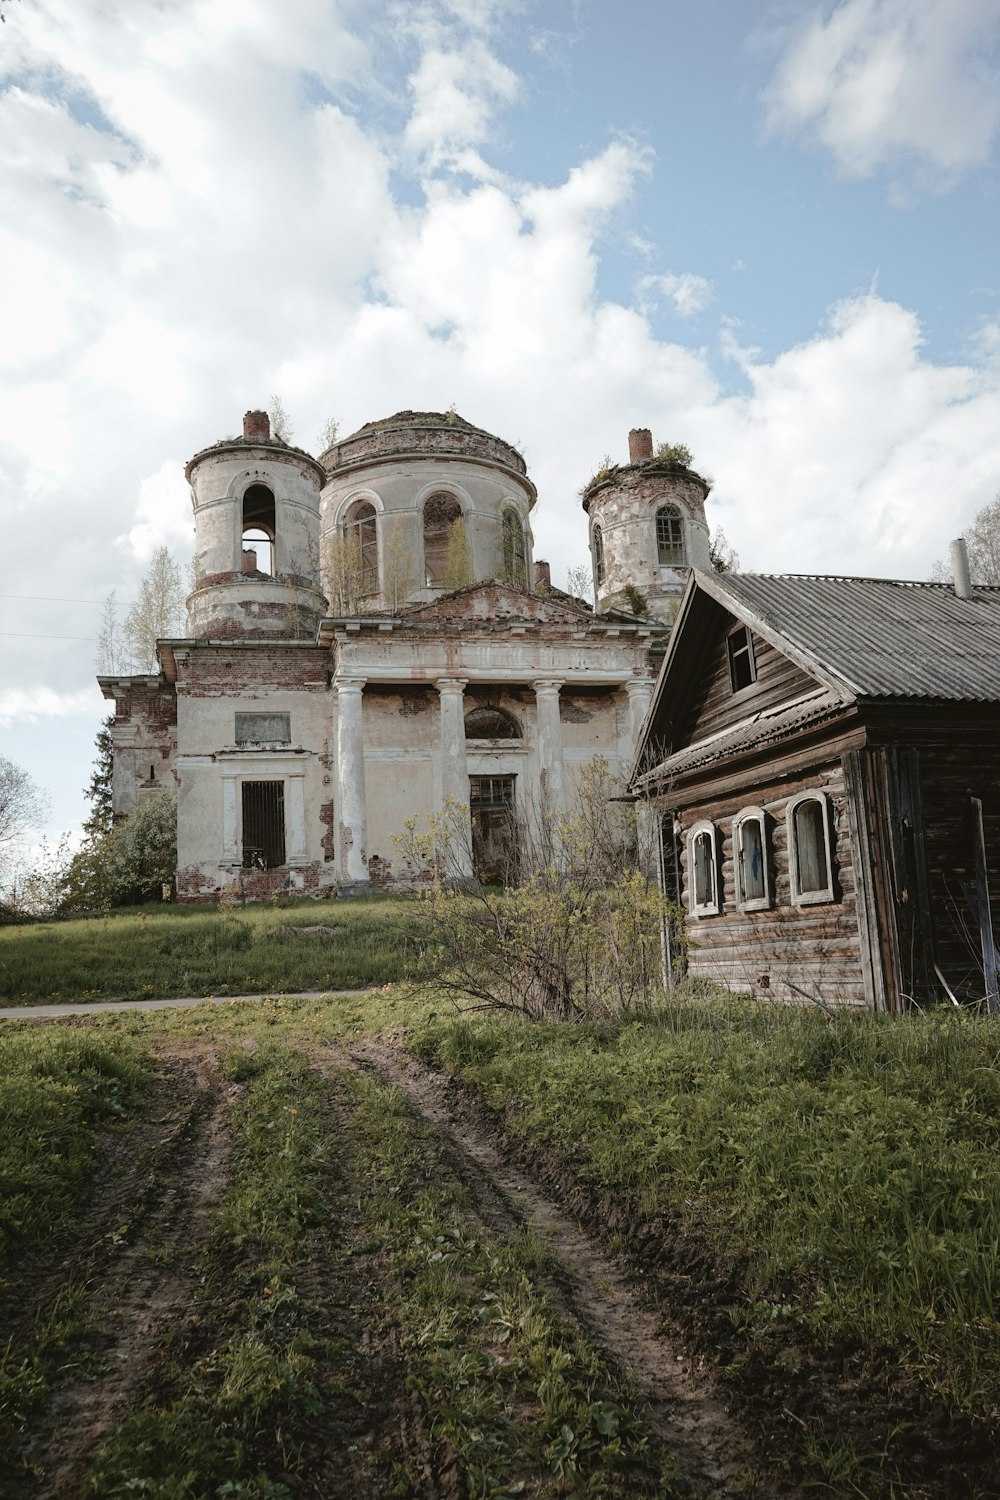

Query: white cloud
[0,687,106,730]
[123,461,195,562]
[763,0,1000,185]
[637,271,715,318]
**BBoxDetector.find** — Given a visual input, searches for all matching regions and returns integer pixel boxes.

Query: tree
[441,517,474,591]
[317,416,340,451]
[104,792,177,905]
[98,548,186,675]
[932,495,1000,584]
[395,758,676,1020]
[709,526,740,574]
[0,757,47,862]
[565,562,594,604]
[654,440,692,467]
[83,717,115,841]
[269,394,293,442]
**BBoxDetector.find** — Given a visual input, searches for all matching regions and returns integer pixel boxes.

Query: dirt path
[346,1034,773,1499]
[20,1046,233,1499]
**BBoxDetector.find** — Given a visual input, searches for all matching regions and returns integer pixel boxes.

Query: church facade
[99,409,712,900]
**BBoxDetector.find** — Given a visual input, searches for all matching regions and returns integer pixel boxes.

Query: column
[286,771,307,865]
[533,678,566,816]
[336,676,370,886]
[221,774,239,865]
[436,678,474,880]
[624,677,656,767]
[625,678,657,876]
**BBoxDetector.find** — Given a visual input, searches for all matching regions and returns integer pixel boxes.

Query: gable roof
[399,579,601,629]
[632,569,1000,789]
[712,572,1000,702]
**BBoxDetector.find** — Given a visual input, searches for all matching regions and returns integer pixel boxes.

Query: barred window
[242,781,285,869]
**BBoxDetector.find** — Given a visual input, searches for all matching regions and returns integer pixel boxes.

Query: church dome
[321,410,529,483]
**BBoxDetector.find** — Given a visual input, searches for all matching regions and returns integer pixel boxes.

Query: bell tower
[581,427,711,622]
[185,410,327,638]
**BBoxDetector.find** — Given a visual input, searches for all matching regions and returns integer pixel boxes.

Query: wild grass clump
[412,997,1000,1420]
[0,895,431,1003]
[0,1028,149,1263]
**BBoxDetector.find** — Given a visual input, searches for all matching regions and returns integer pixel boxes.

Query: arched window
[687,820,720,916]
[242,483,275,575]
[593,524,605,588]
[465,706,522,740]
[656,504,685,566]
[787,792,835,904]
[345,500,379,595]
[423,491,462,585]
[502,507,528,587]
[734,807,770,910]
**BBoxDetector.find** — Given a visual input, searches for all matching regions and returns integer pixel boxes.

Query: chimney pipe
[533,559,551,592]
[243,409,271,442]
[950,537,973,599]
[242,548,258,574]
[628,427,653,463]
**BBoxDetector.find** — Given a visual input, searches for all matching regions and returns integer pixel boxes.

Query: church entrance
[470,775,518,884]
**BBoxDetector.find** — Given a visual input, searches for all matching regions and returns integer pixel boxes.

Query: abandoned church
[100,410,709,899]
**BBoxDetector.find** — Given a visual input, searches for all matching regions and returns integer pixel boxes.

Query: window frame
[656,504,686,567]
[786,791,835,905]
[501,506,528,588]
[344,499,379,597]
[422,490,463,586]
[241,779,286,870]
[733,805,770,911]
[592,524,605,588]
[687,819,721,917]
[727,625,757,693]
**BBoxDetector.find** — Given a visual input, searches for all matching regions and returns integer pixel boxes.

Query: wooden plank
[971,796,1000,1014]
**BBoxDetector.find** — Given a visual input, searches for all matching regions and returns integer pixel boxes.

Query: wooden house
[631,568,1000,1012]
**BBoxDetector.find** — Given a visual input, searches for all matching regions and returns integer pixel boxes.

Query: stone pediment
[400,580,593,628]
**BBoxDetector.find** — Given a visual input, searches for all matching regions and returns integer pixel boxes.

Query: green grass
[411,996,1000,1423]
[0,1028,150,1471]
[336,1065,680,1497]
[0,896,432,1003]
[85,1044,339,1499]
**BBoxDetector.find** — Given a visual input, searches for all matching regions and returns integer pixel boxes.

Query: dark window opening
[464,706,522,740]
[501,508,527,587]
[149,764,155,782]
[727,626,756,692]
[345,500,379,595]
[656,504,685,566]
[593,525,605,587]
[235,712,291,745]
[470,775,517,883]
[242,780,285,869]
[423,491,462,585]
[242,483,276,576]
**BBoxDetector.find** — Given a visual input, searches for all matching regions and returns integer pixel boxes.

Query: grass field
[0,896,431,1003]
[1,908,999,1496]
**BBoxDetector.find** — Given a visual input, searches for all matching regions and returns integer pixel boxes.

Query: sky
[2,0,1000,844]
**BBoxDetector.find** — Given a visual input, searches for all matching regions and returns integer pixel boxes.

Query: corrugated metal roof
[635,686,846,784]
[715,574,1000,702]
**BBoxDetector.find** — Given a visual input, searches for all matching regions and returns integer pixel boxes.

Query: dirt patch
[18,1046,232,1498]
[346,1035,771,1498]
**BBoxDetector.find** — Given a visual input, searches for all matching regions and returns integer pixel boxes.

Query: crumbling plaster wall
[320,455,535,610]
[107,683,178,819]
[587,467,711,619]
[172,645,336,901]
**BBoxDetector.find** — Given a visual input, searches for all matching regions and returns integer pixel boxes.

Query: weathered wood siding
[683,628,820,744]
[669,758,867,1008]
[866,716,1000,1004]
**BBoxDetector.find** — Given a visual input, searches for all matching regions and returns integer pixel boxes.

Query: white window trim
[687,819,721,917]
[786,791,835,905]
[733,805,770,911]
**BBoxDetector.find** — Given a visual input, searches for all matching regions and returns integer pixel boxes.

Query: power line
[0,593,124,604]
[0,631,98,641]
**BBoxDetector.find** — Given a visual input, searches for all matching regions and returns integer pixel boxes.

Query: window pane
[656,506,685,565]
[728,628,756,691]
[693,831,714,907]
[739,818,765,901]
[794,799,829,893]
